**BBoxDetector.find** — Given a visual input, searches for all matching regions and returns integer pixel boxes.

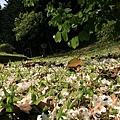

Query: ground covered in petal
[0,41,120,120]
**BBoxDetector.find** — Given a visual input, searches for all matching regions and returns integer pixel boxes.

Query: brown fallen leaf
[67,58,83,72]
[67,58,83,68]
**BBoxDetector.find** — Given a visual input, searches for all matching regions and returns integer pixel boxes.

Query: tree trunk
[46,33,53,54]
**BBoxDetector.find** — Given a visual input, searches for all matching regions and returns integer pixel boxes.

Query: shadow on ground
[0,55,28,63]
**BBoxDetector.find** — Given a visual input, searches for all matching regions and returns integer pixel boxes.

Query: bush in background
[0,43,15,53]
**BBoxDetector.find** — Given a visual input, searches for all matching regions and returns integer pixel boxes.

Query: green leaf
[77,11,83,18]
[67,41,71,47]
[58,24,62,31]
[88,89,94,97]
[78,31,90,41]
[84,4,94,13]
[56,107,63,120]
[95,24,102,32]
[47,89,55,96]
[58,8,64,15]
[63,20,70,32]
[34,95,45,105]
[50,14,61,26]
[31,2,34,6]
[55,31,62,43]
[64,8,72,13]
[71,24,78,29]
[62,31,68,41]
[69,91,83,109]
[31,93,36,103]
[2,86,9,98]
[64,100,70,109]
[71,36,79,49]
[67,13,73,18]
[82,15,88,23]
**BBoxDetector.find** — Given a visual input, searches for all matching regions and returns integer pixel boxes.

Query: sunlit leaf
[58,24,62,31]
[63,20,70,32]
[77,11,83,18]
[55,31,62,43]
[84,4,94,13]
[67,41,71,47]
[71,36,79,49]
[62,31,68,41]
[71,24,77,29]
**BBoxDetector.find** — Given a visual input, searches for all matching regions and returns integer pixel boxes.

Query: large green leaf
[77,11,83,18]
[78,31,90,41]
[71,36,79,49]
[55,31,62,43]
[50,14,61,26]
[63,20,70,32]
[62,30,68,41]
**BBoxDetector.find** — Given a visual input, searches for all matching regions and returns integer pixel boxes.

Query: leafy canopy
[13,11,42,41]
[22,0,120,48]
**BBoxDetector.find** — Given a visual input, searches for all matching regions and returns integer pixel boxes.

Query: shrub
[0,43,15,53]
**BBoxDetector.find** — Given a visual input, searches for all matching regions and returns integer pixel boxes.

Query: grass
[33,40,120,63]
[0,40,120,120]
